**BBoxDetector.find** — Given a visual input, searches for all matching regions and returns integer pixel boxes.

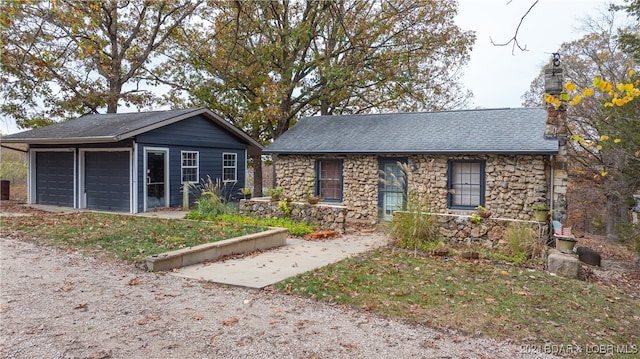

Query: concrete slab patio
[171,234,390,289]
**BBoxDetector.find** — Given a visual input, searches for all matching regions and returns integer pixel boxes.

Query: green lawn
[275,249,639,358]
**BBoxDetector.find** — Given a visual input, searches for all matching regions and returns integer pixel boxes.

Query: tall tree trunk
[251,154,263,197]
[106,88,120,113]
[606,193,619,242]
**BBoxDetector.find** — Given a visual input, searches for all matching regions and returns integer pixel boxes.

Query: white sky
[456,0,612,109]
[0,0,616,135]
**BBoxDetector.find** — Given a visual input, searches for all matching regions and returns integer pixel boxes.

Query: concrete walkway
[171,234,389,289]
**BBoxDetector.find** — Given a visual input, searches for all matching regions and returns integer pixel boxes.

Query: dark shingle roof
[2,108,263,155]
[264,108,558,155]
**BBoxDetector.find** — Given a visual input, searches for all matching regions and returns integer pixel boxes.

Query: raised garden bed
[145,227,289,271]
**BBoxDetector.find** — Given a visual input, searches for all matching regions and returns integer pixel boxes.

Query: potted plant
[475,205,492,218]
[531,203,551,222]
[306,195,320,205]
[239,187,252,200]
[556,237,577,253]
[267,187,284,202]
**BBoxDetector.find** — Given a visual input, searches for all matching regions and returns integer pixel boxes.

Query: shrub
[276,199,292,216]
[267,187,284,201]
[502,222,543,259]
[196,192,232,216]
[469,213,482,224]
[193,176,233,216]
[390,191,440,252]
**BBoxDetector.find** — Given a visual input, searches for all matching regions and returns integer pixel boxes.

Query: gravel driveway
[1,237,556,359]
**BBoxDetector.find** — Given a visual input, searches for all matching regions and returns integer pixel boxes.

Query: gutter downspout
[132,140,138,214]
[550,155,554,216]
[27,145,32,204]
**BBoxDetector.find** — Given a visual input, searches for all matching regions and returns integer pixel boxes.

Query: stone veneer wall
[274,154,551,223]
[239,198,347,233]
[275,155,379,222]
[407,154,550,220]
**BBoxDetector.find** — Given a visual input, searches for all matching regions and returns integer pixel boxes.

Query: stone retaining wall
[239,198,347,233]
[275,154,551,223]
[423,213,550,247]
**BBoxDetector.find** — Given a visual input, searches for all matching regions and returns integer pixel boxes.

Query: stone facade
[274,154,379,222]
[239,198,347,233]
[274,154,551,223]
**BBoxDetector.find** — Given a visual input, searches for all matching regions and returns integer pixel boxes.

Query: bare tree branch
[490,0,539,55]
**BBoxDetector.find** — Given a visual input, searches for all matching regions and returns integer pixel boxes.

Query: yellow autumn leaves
[543,70,637,179]
[545,69,639,108]
[569,134,622,150]
[568,132,624,179]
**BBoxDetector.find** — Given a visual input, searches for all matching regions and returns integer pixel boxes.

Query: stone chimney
[544,64,568,139]
[544,57,569,223]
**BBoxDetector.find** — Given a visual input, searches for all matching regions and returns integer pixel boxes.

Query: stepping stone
[548,250,581,279]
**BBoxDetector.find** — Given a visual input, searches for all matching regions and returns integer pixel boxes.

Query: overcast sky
[0,0,619,135]
[456,0,613,109]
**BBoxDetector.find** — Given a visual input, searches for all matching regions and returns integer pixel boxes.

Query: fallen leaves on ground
[223,317,239,326]
[127,277,143,286]
[305,229,339,241]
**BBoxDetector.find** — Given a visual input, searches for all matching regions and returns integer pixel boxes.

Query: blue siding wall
[136,115,248,212]
[136,115,247,149]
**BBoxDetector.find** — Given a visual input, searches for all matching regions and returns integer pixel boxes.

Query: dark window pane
[317,160,342,200]
[450,161,483,208]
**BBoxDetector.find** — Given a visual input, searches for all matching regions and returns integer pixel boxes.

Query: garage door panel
[35,152,74,206]
[85,152,130,211]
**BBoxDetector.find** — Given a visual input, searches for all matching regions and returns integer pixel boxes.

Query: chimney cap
[544,66,564,95]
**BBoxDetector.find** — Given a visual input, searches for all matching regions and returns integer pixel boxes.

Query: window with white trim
[223,153,237,182]
[181,151,199,183]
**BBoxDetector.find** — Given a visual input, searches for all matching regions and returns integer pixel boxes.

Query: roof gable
[2,108,263,155]
[264,108,558,155]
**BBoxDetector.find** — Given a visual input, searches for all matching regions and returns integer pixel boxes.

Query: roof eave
[265,149,559,156]
[1,136,117,144]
